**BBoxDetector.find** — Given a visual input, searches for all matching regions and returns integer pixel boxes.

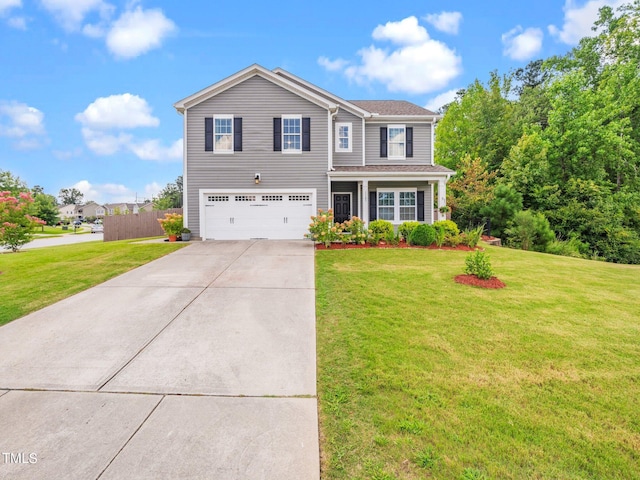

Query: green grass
[0,239,186,326]
[316,246,640,479]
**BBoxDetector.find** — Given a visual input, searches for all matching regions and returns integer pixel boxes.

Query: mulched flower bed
[454,274,506,289]
[314,241,477,251]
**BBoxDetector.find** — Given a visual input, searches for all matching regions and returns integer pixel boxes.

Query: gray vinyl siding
[365,122,432,166]
[332,110,363,167]
[368,181,434,224]
[185,75,329,236]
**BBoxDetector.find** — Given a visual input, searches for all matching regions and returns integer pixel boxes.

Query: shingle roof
[333,165,454,173]
[348,100,437,116]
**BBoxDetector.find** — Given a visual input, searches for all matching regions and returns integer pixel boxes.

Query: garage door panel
[203,192,314,240]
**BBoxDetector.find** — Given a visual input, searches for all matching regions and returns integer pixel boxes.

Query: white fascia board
[366,115,442,124]
[327,171,453,182]
[174,64,336,113]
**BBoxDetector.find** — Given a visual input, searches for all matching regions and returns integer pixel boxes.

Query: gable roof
[349,100,437,117]
[174,64,339,113]
[272,68,371,118]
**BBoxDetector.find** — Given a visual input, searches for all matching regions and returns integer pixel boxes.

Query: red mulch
[315,241,477,251]
[454,274,506,289]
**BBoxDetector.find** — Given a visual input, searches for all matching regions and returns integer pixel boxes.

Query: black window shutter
[380,127,387,157]
[369,191,377,221]
[302,117,311,151]
[273,118,281,151]
[406,127,413,158]
[233,117,242,152]
[417,191,425,221]
[205,117,213,152]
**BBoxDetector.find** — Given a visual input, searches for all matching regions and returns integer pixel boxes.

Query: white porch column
[438,179,447,221]
[362,179,369,224]
[357,181,362,218]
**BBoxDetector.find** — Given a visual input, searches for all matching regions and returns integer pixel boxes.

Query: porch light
[255,173,261,184]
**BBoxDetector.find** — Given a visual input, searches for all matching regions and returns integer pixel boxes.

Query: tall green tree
[58,188,84,205]
[435,72,521,172]
[0,170,28,195]
[32,193,59,226]
[153,176,183,210]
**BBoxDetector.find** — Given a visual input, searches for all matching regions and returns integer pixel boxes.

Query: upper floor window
[214,115,233,153]
[283,115,301,152]
[388,125,405,159]
[335,122,352,153]
[274,116,310,152]
[380,125,413,159]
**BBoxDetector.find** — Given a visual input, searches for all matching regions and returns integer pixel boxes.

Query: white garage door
[203,191,315,240]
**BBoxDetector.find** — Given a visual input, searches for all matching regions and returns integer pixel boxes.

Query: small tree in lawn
[0,191,45,252]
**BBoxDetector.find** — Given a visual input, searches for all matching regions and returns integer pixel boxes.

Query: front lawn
[0,239,186,326]
[315,246,640,479]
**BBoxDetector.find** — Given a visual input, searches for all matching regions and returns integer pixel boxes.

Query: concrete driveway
[0,240,319,479]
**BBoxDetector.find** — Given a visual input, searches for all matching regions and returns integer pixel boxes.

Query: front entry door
[333,194,351,223]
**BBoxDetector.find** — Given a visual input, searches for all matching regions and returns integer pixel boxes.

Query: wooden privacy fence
[103,208,183,242]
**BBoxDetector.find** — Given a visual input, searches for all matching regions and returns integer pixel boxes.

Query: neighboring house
[81,202,104,219]
[103,202,153,215]
[58,204,81,222]
[173,64,454,240]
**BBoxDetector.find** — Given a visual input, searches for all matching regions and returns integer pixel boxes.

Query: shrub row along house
[173,64,455,240]
[57,201,154,222]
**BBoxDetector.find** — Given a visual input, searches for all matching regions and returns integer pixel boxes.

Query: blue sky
[0,0,626,204]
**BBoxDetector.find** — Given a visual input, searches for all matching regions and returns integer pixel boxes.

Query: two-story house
[173,64,454,240]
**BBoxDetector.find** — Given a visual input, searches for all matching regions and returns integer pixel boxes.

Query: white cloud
[424,88,460,112]
[317,56,348,72]
[320,16,462,95]
[7,16,26,29]
[53,147,83,160]
[76,94,181,161]
[0,0,21,14]
[144,181,163,199]
[128,138,182,162]
[424,11,463,35]
[40,0,114,32]
[549,0,626,45]
[80,127,132,155]
[73,179,136,204]
[502,26,544,60]
[106,5,176,59]
[372,16,429,45]
[75,93,159,130]
[0,100,45,138]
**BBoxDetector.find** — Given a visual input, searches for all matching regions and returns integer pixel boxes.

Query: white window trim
[214,114,234,154]
[376,188,417,224]
[335,122,352,153]
[388,124,406,160]
[282,114,302,154]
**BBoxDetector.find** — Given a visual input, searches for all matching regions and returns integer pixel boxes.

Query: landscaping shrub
[462,224,484,248]
[464,251,494,279]
[341,216,367,245]
[368,219,394,235]
[384,229,400,246]
[308,209,341,247]
[408,224,436,246]
[505,210,555,252]
[432,219,460,237]
[434,224,446,247]
[546,236,588,258]
[398,221,420,240]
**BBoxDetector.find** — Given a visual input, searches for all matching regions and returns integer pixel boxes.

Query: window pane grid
[283,117,301,151]
[214,117,232,152]
[388,126,406,158]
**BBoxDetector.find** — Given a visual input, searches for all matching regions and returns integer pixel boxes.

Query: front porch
[328,165,454,226]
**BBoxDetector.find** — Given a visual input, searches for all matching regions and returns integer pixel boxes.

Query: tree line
[436,1,640,264]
